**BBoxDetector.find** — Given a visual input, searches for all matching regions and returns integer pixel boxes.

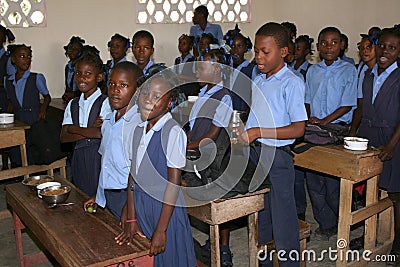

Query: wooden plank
[0,129,26,149]
[364,176,378,251]
[6,180,150,267]
[210,224,220,267]
[377,191,394,245]
[294,145,383,182]
[351,197,393,225]
[336,179,353,267]
[0,157,67,181]
[248,212,258,267]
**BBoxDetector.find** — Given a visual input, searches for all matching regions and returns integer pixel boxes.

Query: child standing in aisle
[103,33,130,94]
[357,27,400,259]
[84,62,143,221]
[116,64,196,267]
[234,22,307,266]
[5,44,51,166]
[60,50,112,196]
[305,27,357,239]
[132,30,155,77]
[62,36,85,102]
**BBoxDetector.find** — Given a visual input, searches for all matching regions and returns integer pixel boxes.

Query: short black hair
[256,22,289,48]
[110,33,130,48]
[281,21,297,39]
[8,44,32,57]
[341,33,349,49]
[195,5,209,18]
[379,26,400,42]
[112,61,143,83]
[318,26,341,42]
[132,30,154,47]
[63,36,85,56]
[74,46,104,73]
[295,35,314,55]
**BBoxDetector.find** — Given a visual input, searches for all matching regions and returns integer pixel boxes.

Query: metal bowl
[22,175,55,190]
[39,185,71,204]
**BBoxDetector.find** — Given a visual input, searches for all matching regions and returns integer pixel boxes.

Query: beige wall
[8,0,400,97]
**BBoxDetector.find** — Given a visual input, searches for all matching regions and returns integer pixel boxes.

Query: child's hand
[378,145,394,161]
[119,204,128,229]
[83,196,97,212]
[38,105,47,120]
[308,117,321,124]
[92,117,103,128]
[150,230,166,256]
[62,92,74,102]
[115,221,146,246]
[233,128,257,145]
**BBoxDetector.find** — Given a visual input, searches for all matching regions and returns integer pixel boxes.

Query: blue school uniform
[95,105,142,220]
[4,71,49,166]
[174,54,199,97]
[136,60,154,77]
[341,54,355,66]
[359,62,400,192]
[290,60,311,81]
[62,89,112,196]
[104,57,127,84]
[65,60,78,93]
[246,64,307,266]
[130,113,196,267]
[357,62,369,98]
[305,59,357,231]
[230,60,255,112]
[190,22,223,52]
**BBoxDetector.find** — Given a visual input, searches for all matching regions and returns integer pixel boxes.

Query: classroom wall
[9,0,400,97]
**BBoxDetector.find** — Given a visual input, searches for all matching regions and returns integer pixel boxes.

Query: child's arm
[60,118,102,143]
[379,122,400,161]
[349,99,363,136]
[308,106,352,125]
[150,167,181,256]
[187,124,222,150]
[115,174,144,245]
[235,121,305,145]
[39,94,51,120]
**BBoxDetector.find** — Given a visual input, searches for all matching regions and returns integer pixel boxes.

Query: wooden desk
[294,145,393,266]
[186,188,269,267]
[0,120,30,180]
[6,179,153,267]
[49,98,67,111]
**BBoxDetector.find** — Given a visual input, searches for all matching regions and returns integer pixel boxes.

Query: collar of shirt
[79,88,102,105]
[138,112,172,133]
[180,53,193,63]
[199,81,224,97]
[318,58,342,69]
[372,61,398,77]
[138,60,154,75]
[258,63,288,82]
[122,104,140,123]
[110,57,127,69]
[8,70,31,82]
[67,61,74,72]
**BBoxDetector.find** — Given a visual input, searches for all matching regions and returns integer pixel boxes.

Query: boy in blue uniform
[357,26,400,260]
[84,62,143,221]
[132,30,155,77]
[305,27,357,239]
[234,22,307,266]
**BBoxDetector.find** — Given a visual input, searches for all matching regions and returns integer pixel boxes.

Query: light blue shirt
[357,62,369,98]
[371,61,398,103]
[66,60,78,92]
[288,65,305,82]
[189,82,233,129]
[106,57,127,80]
[174,53,194,74]
[135,112,187,175]
[190,22,223,45]
[95,105,142,208]
[0,47,16,76]
[246,64,308,147]
[136,60,154,77]
[5,71,49,106]
[341,54,355,66]
[305,59,357,124]
[290,60,310,77]
[230,59,250,89]
[62,88,112,127]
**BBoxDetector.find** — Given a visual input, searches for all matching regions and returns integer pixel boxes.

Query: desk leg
[19,144,28,178]
[12,211,48,267]
[248,212,259,267]
[377,190,394,246]
[336,179,352,267]
[210,224,220,267]
[364,175,378,250]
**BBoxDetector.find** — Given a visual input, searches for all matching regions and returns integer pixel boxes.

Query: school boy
[235,22,307,266]
[132,30,155,77]
[84,62,143,221]
[305,27,357,239]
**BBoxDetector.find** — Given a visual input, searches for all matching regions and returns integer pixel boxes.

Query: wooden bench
[257,220,311,267]
[186,188,269,267]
